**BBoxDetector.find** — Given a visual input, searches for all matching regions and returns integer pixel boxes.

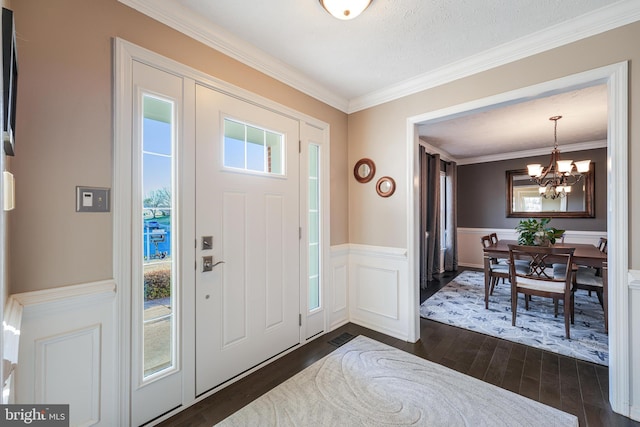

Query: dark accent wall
[457,148,607,231]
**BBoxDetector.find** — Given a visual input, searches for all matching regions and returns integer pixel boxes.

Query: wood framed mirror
[353,158,375,183]
[376,176,396,197]
[506,166,594,218]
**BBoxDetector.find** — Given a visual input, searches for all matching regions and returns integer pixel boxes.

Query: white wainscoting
[347,244,409,341]
[329,244,350,332]
[629,270,640,422]
[12,281,117,427]
[457,227,608,268]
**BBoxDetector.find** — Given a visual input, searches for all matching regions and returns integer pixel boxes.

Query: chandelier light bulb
[527,164,543,177]
[556,160,574,174]
[574,160,591,173]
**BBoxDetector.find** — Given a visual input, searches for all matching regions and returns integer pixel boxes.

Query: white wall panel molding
[629,270,640,421]
[354,266,399,319]
[35,325,101,426]
[347,244,409,341]
[13,281,117,426]
[3,296,23,403]
[329,245,349,331]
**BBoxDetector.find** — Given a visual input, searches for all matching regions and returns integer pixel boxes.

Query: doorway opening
[406,61,629,415]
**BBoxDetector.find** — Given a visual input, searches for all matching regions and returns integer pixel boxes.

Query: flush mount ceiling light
[319,0,372,20]
[526,116,591,199]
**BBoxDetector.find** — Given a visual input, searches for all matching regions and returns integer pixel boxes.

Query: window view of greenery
[142,95,175,378]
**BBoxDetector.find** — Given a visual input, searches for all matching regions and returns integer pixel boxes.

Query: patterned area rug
[216,335,578,426]
[420,270,608,365]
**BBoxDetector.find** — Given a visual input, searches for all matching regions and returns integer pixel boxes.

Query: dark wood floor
[158,270,638,427]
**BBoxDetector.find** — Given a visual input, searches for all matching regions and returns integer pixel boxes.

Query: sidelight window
[141,95,177,380]
[308,144,321,310]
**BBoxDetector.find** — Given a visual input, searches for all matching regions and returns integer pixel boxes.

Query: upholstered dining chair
[481,235,509,297]
[508,244,575,339]
[572,236,607,296]
[489,232,508,266]
[573,238,608,332]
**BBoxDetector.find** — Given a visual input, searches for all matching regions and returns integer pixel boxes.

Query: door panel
[195,84,300,395]
[130,61,183,427]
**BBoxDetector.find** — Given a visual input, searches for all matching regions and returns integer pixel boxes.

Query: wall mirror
[376,176,396,197]
[506,167,594,218]
[353,158,375,183]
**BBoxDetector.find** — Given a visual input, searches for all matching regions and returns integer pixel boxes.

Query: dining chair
[481,235,509,297]
[489,232,498,245]
[488,231,530,276]
[572,238,608,331]
[508,244,575,339]
[598,237,608,253]
[489,232,509,266]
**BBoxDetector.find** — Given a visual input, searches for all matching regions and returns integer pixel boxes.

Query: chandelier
[526,116,591,199]
[319,0,372,20]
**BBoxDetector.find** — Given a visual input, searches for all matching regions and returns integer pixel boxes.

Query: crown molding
[348,0,640,113]
[118,0,350,112]
[119,0,640,115]
[419,138,607,165]
[454,139,607,165]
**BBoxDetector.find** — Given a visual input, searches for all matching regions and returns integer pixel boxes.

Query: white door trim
[406,61,629,416]
[114,38,330,424]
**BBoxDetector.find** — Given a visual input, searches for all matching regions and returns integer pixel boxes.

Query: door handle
[202,256,225,272]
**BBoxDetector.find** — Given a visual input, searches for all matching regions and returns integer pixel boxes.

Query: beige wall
[349,22,640,269]
[9,0,348,293]
[10,0,639,294]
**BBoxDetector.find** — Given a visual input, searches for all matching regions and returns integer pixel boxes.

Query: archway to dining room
[406,62,629,416]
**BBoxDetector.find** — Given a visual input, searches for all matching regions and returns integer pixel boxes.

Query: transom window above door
[223,118,284,175]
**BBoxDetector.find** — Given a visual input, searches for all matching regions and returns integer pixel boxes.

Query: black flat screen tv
[3,7,17,156]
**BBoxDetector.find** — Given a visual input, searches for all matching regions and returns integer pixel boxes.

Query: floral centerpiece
[515,218,565,246]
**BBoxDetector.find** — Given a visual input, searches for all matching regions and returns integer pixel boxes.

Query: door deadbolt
[202,236,213,250]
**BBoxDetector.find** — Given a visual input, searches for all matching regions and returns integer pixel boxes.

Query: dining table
[482,239,608,330]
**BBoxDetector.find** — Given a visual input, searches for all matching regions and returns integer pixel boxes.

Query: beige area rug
[216,335,578,426]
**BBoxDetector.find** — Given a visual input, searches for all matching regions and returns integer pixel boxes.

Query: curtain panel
[419,147,458,287]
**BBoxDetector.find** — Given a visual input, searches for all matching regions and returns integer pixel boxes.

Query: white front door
[194,84,301,394]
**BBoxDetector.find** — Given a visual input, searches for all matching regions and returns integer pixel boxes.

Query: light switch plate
[76,186,110,212]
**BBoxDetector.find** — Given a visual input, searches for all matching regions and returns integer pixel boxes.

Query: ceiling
[418,84,609,162]
[121,0,639,160]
